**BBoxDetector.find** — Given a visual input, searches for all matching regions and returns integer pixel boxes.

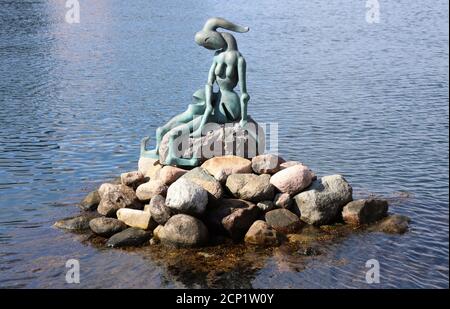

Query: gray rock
[225,173,275,203]
[370,214,411,234]
[165,178,208,216]
[256,200,275,213]
[222,205,261,241]
[203,198,255,234]
[89,217,127,237]
[120,171,146,189]
[158,214,208,248]
[79,190,101,211]
[251,154,284,174]
[274,193,293,209]
[106,227,151,248]
[54,215,92,231]
[244,220,283,246]
[147,195,172,225]
[342,199,388,225]
[97,184,143,217]
[265,209,302,233]
[294,175,353,226]
[181,167,223,200]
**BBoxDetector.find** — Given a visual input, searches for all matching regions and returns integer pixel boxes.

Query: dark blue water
[0,0,448,288]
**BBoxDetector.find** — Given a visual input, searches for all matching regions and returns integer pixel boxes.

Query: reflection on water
[0,0,448,288]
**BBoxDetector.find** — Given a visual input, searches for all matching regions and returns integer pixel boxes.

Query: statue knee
[192,89,206,103]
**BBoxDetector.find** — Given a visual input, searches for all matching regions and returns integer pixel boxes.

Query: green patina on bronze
[140,17,253,167]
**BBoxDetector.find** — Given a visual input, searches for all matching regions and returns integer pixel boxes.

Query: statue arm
[191,60,217,137]
[238,56,250,126]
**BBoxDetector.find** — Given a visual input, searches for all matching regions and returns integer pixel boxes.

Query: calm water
[0,0,448,288]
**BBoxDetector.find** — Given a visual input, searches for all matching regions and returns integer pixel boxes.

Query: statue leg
[140,103,205,158]
[164,116,202,166]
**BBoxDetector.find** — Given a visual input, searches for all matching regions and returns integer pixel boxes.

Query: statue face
[195,30,226,50]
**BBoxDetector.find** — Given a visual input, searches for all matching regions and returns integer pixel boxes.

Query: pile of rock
[56,154,411,248]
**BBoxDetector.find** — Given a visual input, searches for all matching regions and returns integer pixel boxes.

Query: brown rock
[221,205,261,241]
[135,180,168,202]
[79,190,101,211]
[244,220,282,246]
[97,184,143,217]
[201,155,252,183]
[265,209,302,233]
[342,199,388,225]
[225,173,275,202]
[203,198,255,234]
[371,214,411,234]
[156,166,187,185]
[120,171,146,189]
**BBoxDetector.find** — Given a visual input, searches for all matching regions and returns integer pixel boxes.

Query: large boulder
[97,184,143,217]
[89,217,127,237]
[158,118,265,167]
[294,175,353,226]
[106,227,151,248]
[265,209,302,233]
[225,173,275,202]
[165,178,208,216]
[135,180,168,202]
[120,171,146,189]
[155,166,187,185]
[221,205,261,241]
[181,167,223,200]
[116,208,157,230]
[251,154,284,174]
[79,190,101,211]
[201,155,252,183]
[270,164,314,196]
[244,220,283,246]
[146,195,172,225]
[342,199,388,225]
[157,214,208,248]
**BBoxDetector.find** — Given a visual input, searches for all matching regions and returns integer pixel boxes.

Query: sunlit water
[0,0,448,288]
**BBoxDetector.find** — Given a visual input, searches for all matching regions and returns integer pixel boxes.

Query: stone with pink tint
[270,164,314,196]
[156,166,187,185]
[279,161,301,169]
[280,161,316,181]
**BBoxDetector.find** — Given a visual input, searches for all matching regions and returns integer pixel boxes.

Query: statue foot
[140,136,159,159]
[164,155,199,167]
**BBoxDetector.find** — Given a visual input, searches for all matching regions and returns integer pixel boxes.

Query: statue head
[195,17,249,50]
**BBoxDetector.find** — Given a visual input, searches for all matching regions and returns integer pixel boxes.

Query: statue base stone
[157,117,265,167]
